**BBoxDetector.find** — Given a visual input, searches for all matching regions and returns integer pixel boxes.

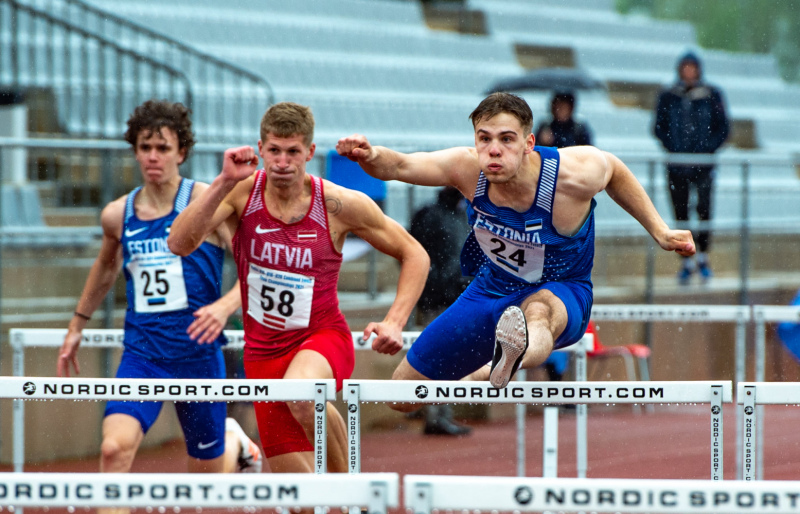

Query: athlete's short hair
[124,100,195,158]
[260,102,315,147]
[469,92,533,136]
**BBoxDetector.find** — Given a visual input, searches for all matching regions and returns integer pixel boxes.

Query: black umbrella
[486,68,605,94]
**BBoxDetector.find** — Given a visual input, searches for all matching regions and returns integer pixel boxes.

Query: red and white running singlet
[233,170,350,360]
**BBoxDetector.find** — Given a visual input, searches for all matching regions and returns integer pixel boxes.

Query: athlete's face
[134,128,185,185]
[258,133,316,188]
[474,113,534,183]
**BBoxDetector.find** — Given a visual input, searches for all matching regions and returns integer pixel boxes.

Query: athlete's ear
[306,142,316,161]
[524,133,535,154]
[178,147,187,165]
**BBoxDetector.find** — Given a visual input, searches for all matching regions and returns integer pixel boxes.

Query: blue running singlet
[121,178,227,361]
[460,145,595,295]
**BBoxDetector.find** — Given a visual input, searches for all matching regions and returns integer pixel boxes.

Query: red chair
[585,320,651,382]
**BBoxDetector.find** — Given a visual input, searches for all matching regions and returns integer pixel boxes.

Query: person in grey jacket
[654,51,729,285]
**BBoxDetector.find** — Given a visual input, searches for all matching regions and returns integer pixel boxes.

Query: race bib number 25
[247,263,314,330]
[127,253,189,313]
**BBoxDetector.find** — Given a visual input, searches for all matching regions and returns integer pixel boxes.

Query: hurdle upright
[345,380,731,480]
[736,381,800,481]
[751,305,800,481]
[591,304,750,478]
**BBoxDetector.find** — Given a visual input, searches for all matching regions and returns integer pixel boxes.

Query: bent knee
[286,401,316,428]
[392,357,429,381]
[100,436,136,467]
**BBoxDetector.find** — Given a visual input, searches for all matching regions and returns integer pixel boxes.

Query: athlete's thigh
[520,281,592,350]
[104,352,164,433]
[406,285,499,380]
[244,356,313,459]
[173,352,227,460]
[284,349,334,380]
[283,328,354,389]
[102,412,145,450]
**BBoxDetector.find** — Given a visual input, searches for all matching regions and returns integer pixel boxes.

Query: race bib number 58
[247,263,314,330]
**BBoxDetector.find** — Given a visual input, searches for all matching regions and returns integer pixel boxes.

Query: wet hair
[260,102,315,146]
[469,92,533,135]
[124,100,195,158]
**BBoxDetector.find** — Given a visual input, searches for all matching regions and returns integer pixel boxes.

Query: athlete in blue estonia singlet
[121,178,227,361]
[406,146,595,380]
[460,145,595,294]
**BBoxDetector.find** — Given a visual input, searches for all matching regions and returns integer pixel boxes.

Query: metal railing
[2,0,274,143]
[1,0,193,138]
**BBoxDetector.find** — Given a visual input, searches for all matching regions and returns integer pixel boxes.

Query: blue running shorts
[104,350,226,460]
[407,278,592,380]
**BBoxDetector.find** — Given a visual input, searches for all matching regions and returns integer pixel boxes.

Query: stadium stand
[69,0,800,224]
[1,0,800,323]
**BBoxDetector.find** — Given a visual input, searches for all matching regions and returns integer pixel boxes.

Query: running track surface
[4,405,799,511]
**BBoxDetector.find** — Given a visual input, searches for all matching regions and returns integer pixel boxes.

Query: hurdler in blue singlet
[121,178,227,361]
[107,178,228,460]
[407,146,595,380]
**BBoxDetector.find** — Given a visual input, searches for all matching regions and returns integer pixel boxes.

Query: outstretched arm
[336,188,430,355]
[336,134,476,189]
[602,151,695,256]
[58,203,124,377]
[168,146,258,256]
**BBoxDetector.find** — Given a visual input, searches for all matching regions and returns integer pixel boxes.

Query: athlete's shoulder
[558,145,610,171]
[320,177,371,211]
[99,194,128,239]
[555,146,609,197]
[320,178,385,231]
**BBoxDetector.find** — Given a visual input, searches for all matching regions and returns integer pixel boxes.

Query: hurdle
[8,328,589,479]
[736,381,800,481]
[345,380,731,480]
[404,474,800,513]
[0,472,398,512]
[751,305,800,480]
[0,375,335,474]
[6,327,421,477]
[590,304,750,478]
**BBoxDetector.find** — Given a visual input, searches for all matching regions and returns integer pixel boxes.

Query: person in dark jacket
[535,91,592,149]
[654,51,729,285]
[409,186,472,435]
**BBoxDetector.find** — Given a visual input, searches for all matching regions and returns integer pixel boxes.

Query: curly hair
[124,100,196,158]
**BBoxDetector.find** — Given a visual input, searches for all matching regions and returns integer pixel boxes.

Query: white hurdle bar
[404,475,800,514]
[736,381,800,482]
[346,380,731,481]
[751,306,800,481]
[8,328,589,480]
[5,328,417,477]
[591,304,751,478]
[0,472,398,512]
[0,376,335,474]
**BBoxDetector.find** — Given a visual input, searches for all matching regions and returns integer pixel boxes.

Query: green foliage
[616,0,800,81]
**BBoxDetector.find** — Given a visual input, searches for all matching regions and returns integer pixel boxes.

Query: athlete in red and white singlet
[233,170,350,360]
[168,102,429,480]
